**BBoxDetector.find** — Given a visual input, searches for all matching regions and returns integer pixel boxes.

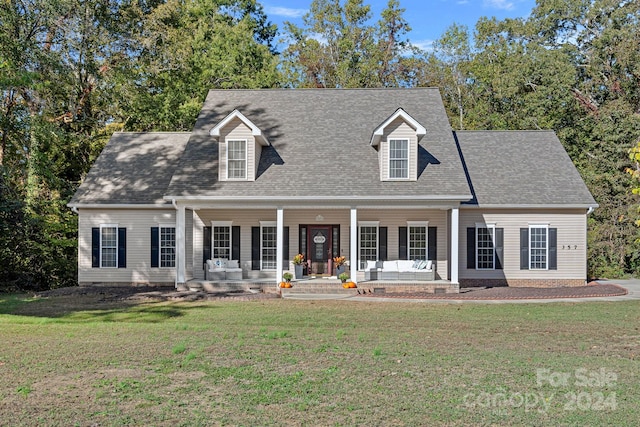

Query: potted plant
[333,256,346,276]
[292,253,305,279]
[280,272,293,288]
[338,272,350,283]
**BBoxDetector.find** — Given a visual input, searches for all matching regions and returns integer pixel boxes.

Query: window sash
[213,226,231,260]
[359,226,378,269]
[408,226,427,260]
[160,227,176,268]
[100,226,117,268]
[227,140,246,179]
[529,226,548,270]
[389,139,408,179]
[476,227,495,270]
[261,226,277,270]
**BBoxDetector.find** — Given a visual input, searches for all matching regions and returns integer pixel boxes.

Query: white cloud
[412,39,435,52]
[266,6,307,19]
[483,0,515,10]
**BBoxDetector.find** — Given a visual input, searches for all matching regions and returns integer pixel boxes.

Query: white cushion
[382,261,398,271]
[206,259,215,270]
[227,260,239,269]
[425,260,433,270]
[397,260,414,272]
[366,260,379,271]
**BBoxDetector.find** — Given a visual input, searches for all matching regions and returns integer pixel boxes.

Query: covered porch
[171,199,462,291]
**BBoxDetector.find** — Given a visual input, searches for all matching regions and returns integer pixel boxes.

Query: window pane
[213,226,231,260]
[101,227,117,268]
[160,227,176,268]
[227,140,246,179]
[389,139,408,179]
[262,226,277,270]
[530,227,547,269]
[408,226,427,260]
[476,227,494,269]
[359,226,378,269]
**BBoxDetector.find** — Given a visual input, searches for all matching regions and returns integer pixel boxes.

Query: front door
[309,227,331,275]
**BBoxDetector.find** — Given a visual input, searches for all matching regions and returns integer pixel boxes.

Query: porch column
[176,203,186,288]
[450,207,459,284]
[276,207,284,286]
[350,208,357,284]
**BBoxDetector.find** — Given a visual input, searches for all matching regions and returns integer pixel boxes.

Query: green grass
[0,296,638,426]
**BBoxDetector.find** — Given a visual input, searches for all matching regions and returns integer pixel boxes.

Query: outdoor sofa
[364,260,435,281]
[205,258,243,280]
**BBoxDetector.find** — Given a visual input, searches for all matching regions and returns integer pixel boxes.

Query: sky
[262,0,537,50]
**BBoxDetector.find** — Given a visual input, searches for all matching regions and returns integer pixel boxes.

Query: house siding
[194,208,447,279]
[379,118,418,181]
[218,117,256,182]
[78,209,177,284]
[458,209,588,286]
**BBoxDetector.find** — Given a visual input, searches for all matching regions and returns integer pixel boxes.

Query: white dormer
[210,109,270,182]
[371,108,426,182]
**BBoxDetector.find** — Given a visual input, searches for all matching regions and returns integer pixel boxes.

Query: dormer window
[389,139,409,179]
[371,108,426,182]
[210,109,270,182]
[227,140,247,179]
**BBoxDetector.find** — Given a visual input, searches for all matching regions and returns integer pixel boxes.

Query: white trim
[276,208,284,286]
[211,221,233,227]
[528,224,549,271]
[209,109,270,145]
[358,221,380,227]
[176,205,186,285]
[260,222,278,271]
[350,208,358,283]
[370,108,427,146]
[226,139,247,180]
[387,138,410,180]
[462,204,598,209]
[475,224,496,271]
[69,203,173,209]
[407,221,429,261]
[158,225,176,269]
[99,224,118,269]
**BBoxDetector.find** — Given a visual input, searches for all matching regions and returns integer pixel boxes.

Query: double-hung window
[160,226,176,268]
[529,225,548,270]
[476,225,495,270]
[212,222,232,260]
[389,139,409,179]
[407,222,428,260]
[100,225,118,268]
[227,139,247,179]
[261,222,277,270]
[358,222,379,269]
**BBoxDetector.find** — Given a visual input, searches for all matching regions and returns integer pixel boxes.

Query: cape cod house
[68,88,597,292]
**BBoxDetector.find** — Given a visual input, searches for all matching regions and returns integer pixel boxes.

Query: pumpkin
[342,283,349,288]
[347,282,357,288]
[280,282,292,288]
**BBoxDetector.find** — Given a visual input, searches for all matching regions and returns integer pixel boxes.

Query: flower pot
[294,264,303,279]
[336,265,345,276]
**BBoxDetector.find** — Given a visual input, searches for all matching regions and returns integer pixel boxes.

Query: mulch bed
[358,282,628,300]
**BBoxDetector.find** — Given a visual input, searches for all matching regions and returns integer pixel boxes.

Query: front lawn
[0,295,637,426]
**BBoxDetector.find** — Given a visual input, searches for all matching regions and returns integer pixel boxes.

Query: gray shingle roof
[165,88,472,200]
[455,130,597,207]
[69,132,190,205]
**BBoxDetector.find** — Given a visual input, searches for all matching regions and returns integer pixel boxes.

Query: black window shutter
[495,228,504,270]
[232,226,241,261]
[379,227,388,261]
[549,228,557,270]
[92,227,100,268]
[117,228,126,268]
[251,226,260,270]
[428,227,437,261]
[398,226,407,259]
[299,225,307,258]
[283,226,289,262]
[466,227,476,269]
[151,227,159,268]
[520,228,529,270]
[203,226,212,267]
